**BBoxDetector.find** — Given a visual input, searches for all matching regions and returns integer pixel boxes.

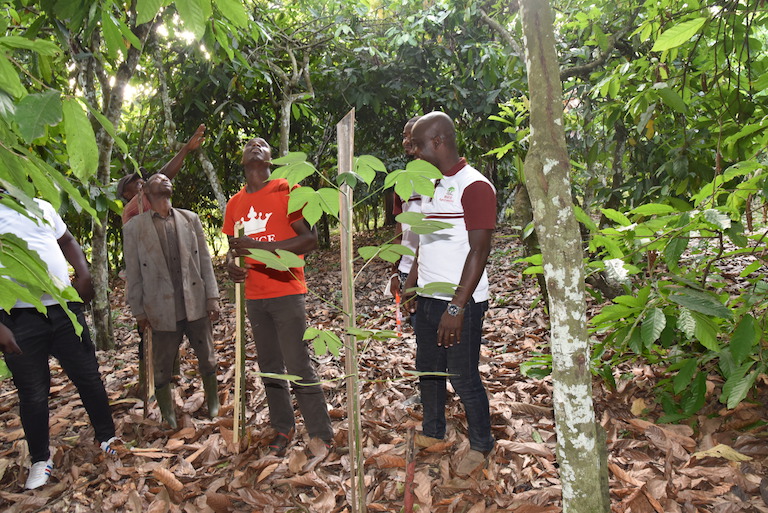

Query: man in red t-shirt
[223,137,333,455]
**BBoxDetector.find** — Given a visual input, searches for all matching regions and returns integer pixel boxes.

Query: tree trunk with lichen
[519,1,610,511]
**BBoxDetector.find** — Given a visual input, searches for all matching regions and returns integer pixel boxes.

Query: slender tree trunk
[519,2,610,512]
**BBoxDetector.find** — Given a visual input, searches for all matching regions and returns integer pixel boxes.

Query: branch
[479,9,524,59]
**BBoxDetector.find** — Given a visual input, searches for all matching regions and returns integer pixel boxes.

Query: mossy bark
[519,1,610,511]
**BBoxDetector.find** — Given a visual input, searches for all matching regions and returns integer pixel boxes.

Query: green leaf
[270,160,317,187]
[652,17,707,52]
[723,368,758,410]
[677,308,696,339]
[385,160,442,201]
[629,203,676,216]
[272,152,308,165]
[641,308,666,347]
[395,212,451,235]
[214,0,249,28]
[0,53,25,98]
[101,10,122,60]
[354,155,386,186]
[739,260,762,278]
[664,236,689,272]
[673,358,698,395]
[657,86,687,114]
[135,0,164,25]
[358,243,414,264]
[176,0,208,40]
[84,104,128,154]
[346,326,397,342]
[0,36,60,56]
[681,371,707,415]
[691,311,721,351]
[245,248,305,271]
[702,209,731,230]
[408,281,457,297]
[62,98,98,181]
[287,187,338,226]
[729,315,756,366]
[574,205,598,232]
[668,287,732,319]
[14,91,62,143]
[304,327,342,357]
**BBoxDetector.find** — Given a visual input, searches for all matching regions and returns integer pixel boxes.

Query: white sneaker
[100,436,120,456]
[25,458,53,489]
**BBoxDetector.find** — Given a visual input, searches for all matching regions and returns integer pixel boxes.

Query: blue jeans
[1,303,115,463]
[415,296,493,453]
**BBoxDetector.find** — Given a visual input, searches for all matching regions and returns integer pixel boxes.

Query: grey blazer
[124,208,219,332]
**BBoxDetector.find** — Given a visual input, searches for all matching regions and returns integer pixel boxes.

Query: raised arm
[156,124,206,180]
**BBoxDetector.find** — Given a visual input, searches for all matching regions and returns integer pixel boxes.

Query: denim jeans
[246,294,333,441]
[415,296,494,453]
[2,303,115,463]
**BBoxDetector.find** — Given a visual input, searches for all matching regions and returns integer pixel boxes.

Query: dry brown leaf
[310,489,337,513]
[609,463,644,487]
[274,472,327,488]
[366,454,406,468]
[256,462,280,483]
[206,492,233,513]
[152,467,184,492]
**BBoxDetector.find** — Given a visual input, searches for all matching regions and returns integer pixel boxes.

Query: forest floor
[1,226,768,513]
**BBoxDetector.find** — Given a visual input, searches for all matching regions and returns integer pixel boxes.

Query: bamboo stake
[232,224,247,450]
[143,326,154,419]
[337,109,366,513]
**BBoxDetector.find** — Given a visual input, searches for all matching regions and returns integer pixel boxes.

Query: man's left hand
[0,323,22,355]
[437,310,463,348]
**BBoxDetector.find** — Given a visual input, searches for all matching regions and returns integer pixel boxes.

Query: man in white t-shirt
[403,111,496,477]
[0,198,118,490]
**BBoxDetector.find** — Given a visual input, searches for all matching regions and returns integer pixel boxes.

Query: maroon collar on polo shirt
[443,157,467,177]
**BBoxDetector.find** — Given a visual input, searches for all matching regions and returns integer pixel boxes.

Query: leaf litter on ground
[0,226,767,512]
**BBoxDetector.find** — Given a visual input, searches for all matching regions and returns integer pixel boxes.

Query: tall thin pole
[337,109,365,512]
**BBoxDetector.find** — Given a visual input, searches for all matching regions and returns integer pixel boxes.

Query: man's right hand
[0,323,22,355]
[227,257,248,283]
[186,124,206,151]
[401,290,418,316]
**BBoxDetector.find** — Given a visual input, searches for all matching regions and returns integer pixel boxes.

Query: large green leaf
[358,243,414,264]
[62,98,98,181]
[668,287,732,319]
[384,160,442,201]
[664,235,689,272]
[681,371,707,415]
[136,0,164,25]
[245,248,305,271]
[270,157,317,187]
[395,212,451,235]
[0,36,60,56]
[651,17,707,52]
[101,10,122,60]
[304,327,342,357]
[287,187,338,226]
[729,315,756,366]
[176,0,209,40]
[629,203,677,216]
[691,311,721,351]
[0,53,25,98]
[14,91,62,143]
[721,363,758,410]
[214,0,249,28]
[641,307,666,347]
[673,358,698,394]
[656,85,687,114]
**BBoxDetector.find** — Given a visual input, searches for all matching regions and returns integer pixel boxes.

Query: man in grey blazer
[123,174,220,429]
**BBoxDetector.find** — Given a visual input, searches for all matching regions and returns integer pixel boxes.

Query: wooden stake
[337,109,366,513]
[232,223,247,450]
[404,426,416,512]
[143,326,154,419]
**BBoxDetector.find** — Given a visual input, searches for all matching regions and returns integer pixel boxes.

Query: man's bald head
[410,111,459,171]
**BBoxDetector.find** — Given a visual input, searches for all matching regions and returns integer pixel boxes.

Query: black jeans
[2,303,115,463]
[415,296,494,453]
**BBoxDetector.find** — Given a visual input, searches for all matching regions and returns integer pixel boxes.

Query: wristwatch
[446,303,464,316]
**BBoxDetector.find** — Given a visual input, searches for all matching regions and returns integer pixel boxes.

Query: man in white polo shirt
[403,111,496,477]
[0,197,118,489]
